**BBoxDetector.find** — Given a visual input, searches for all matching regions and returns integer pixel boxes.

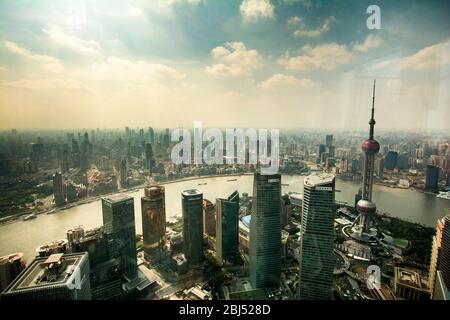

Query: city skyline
[0,0,449,304]
[0,0,449,131]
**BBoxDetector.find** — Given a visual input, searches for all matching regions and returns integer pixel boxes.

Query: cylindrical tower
[355,80,380,237]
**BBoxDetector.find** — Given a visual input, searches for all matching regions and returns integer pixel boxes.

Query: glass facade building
[298,173,335,300]
[250,171,281,289]
[141,185,166,261]
[182,189,204,265]
[102,194,137,276]
[216,190,239,264]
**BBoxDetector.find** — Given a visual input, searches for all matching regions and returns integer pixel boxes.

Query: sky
[0,0,449,132]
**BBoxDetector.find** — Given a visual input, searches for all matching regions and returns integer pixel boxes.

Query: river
[0,174,448,263]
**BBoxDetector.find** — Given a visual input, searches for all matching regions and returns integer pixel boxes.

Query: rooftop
[3,253,88,293]
[103,193,133,204]
[304,173,335,187]
[181,189,202,196]
[241,215,251,229]
[0,252,23,265]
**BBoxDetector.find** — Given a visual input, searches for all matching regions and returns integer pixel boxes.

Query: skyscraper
[385,151,398,170]
[216,191,239,264]
[141,186,166,261]
[148,127,155,144]
[250,171,281,289]
[62,146,70,174]
[182,189,204,265]
[429,213,447,297]
[102,194,137,275]
[203,199,216,237]
[120,157,127,188]
[144,143,154,173]
[425,164,440,191]
[354,80,380,238]
[0,252,25,292]
[1,253,91,300]
[70,227,123,300]
[53,171,65,207]
[325,134,333,148]
[429,212,450,298]
[298,173,335,300]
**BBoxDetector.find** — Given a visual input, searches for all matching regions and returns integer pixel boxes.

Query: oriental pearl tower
[354,79,380,239]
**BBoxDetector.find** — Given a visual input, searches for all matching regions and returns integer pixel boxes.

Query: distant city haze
[0,1,449,131]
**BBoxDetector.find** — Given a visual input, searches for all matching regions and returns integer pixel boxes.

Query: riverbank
[0,172,254,226]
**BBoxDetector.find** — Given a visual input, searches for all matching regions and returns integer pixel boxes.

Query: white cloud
[128,6,144,17]
[85,57,185,82]
[293,16,335,37]
[352,34,383,53]
[0,77,84,91]
[43,26,101,55]
[240,0,275,22]
[4,41,63,72]
[259,74,314,89]
[375,41,450,70]
[288,16,302,25]
[278,43,354,70]
[206,42,263,76]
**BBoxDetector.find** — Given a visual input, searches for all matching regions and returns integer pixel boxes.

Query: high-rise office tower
[0,252,25,292]
[354,80,380,238]
[80,132,90,171]
[429,212,450,298]
[141,186,166,261]
[1,253,91,300]
[120,157,127,188]
[203,199,216,237]
[144,143,154,173]
[317,144,326,164]
[164,128,170,147]
[102,194,137,276]
[325,134,333,148]
[71,227,123,300]
[182,189,204,265]
[385,151,398,170]
[71,139,81,168]
[250,171,281,289]
[148,127,155,144]
[425,164,440,191]
[280,193,291,227]
[298,173,335,300]
[62,146,70,174]
[216,191,239,264]
[53,171,65,206]
[376,157,384,179]
[429,213,448,297]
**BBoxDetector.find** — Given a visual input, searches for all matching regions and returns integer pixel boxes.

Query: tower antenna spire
[369,79,376,140]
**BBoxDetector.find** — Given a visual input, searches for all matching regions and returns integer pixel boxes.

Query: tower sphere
[356,199,377,214]
[361,139,380,154]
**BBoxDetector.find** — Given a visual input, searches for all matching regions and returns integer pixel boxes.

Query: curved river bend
[0,175,448,262]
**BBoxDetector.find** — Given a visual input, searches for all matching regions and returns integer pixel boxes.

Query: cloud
[288,16,302,25]
[240,0,275,22]
[352,34,382,53]
[0,78,84,91]
[206,42,263,76]
[375,40,450,70]
[259,74,314,89]
[43,26,101,55]
[85,57,185,82]
[4,41,63,72]
[293,16,335,37]
[278,43,353,70]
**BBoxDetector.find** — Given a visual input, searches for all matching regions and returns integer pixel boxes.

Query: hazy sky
[0,0,449,131]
